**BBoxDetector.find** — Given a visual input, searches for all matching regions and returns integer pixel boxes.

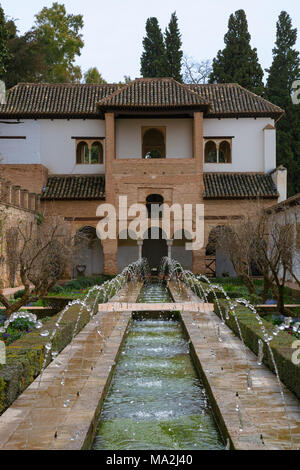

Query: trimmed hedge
[0,302,96,415]
[214,299,300,400]
[186,278,261,304]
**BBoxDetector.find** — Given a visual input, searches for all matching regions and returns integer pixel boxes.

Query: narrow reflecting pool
[92,282,225,450]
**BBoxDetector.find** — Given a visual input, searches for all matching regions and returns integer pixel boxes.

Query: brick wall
[0,164,48,194]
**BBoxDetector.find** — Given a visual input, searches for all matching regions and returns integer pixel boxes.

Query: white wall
[116,118,193,159]
[264,127,276,173]
[203,117,276,173]
[0,120,41,163]
[0,119,106,174]
[40,120,105,174]
[1,116,277,175]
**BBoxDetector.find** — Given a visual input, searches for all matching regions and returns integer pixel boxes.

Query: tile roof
[41,175,105,200]
[0,79,284,119]
[0,83,118,118]
[203,173,279,199]
[189,83,283,118]
[41,173,278,201]
[97,78,210,109]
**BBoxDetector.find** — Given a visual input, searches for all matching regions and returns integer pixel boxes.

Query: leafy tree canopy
[33,2,84,82]
[84,67,107,84]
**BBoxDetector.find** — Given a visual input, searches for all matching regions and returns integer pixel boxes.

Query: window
[204,141,217,163]
[76,139,103,164]
[204,138,232,164]
[146,194,164,219]
[142,127,166,159]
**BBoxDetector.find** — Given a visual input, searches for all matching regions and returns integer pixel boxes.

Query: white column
[137,240,143,260]
[167,239,173,259]
[263,124,276,173]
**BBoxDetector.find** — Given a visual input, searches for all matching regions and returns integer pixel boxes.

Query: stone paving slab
[169,281,300,450]
[98,302,213,312]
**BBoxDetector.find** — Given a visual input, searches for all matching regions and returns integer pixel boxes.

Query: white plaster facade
[203,117,276,173]
[0,116,276,175]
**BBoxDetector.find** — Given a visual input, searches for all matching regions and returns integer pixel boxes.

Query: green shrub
[51,285,64,294]
[214,299,300,400]
[13,289,25,300]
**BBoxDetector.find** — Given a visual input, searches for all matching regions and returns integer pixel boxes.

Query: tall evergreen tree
[266,11,300,196]
[209,9,264,95]
[0,3,11,79]
[164,12,183,81]
[140,17,167,78]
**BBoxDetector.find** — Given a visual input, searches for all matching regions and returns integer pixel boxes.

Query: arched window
[146,194,164,218]
[219,140,231,163]
[91,141,103,164]
[142,127,166,158]
[76,141,89,164]
[76,139,104,165]
[204,138,232,164]
[204,141,217,163]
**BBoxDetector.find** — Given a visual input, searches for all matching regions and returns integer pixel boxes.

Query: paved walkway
[169,281,300,450]
[98,302,214,312]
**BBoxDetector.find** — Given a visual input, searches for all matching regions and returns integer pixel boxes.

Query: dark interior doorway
[142,227,167,268]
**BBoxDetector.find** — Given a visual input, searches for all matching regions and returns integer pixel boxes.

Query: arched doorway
[142,127,166,159]
[206,226,236,277]
[74,226,103,277]
[146,194,164,219]
[142,227,167,268]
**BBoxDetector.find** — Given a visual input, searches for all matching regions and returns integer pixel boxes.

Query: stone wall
[0,179,40,288]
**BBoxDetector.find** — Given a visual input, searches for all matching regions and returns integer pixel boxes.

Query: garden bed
[214,299,300,400]
[0,302,96,415]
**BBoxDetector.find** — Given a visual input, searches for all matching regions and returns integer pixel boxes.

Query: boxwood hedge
[214,299,300,400]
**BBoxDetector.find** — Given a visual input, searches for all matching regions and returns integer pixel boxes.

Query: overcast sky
[2,0,300,83]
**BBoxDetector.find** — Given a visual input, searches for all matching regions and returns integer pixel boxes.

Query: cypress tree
[266,11,300,196]
[209,9,264,95]
[0,3,11,79]
[164,12,183,81]
[140,17,167,78]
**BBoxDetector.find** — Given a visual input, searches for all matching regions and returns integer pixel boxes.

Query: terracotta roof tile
[41,175,105,200]
[189,83,283,118]
[0,83,118,117]
[41,172,278,201]
[204,173,279,199]
[0,79,284,119]
[97,78,209,109]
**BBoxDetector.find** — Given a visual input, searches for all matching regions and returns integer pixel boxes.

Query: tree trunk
[262,274,272,303]
[241,273,256,294]
[276,284,285,316]
[4,293,32,318]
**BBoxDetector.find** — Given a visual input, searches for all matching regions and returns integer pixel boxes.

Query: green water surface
[92,281,225,450]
